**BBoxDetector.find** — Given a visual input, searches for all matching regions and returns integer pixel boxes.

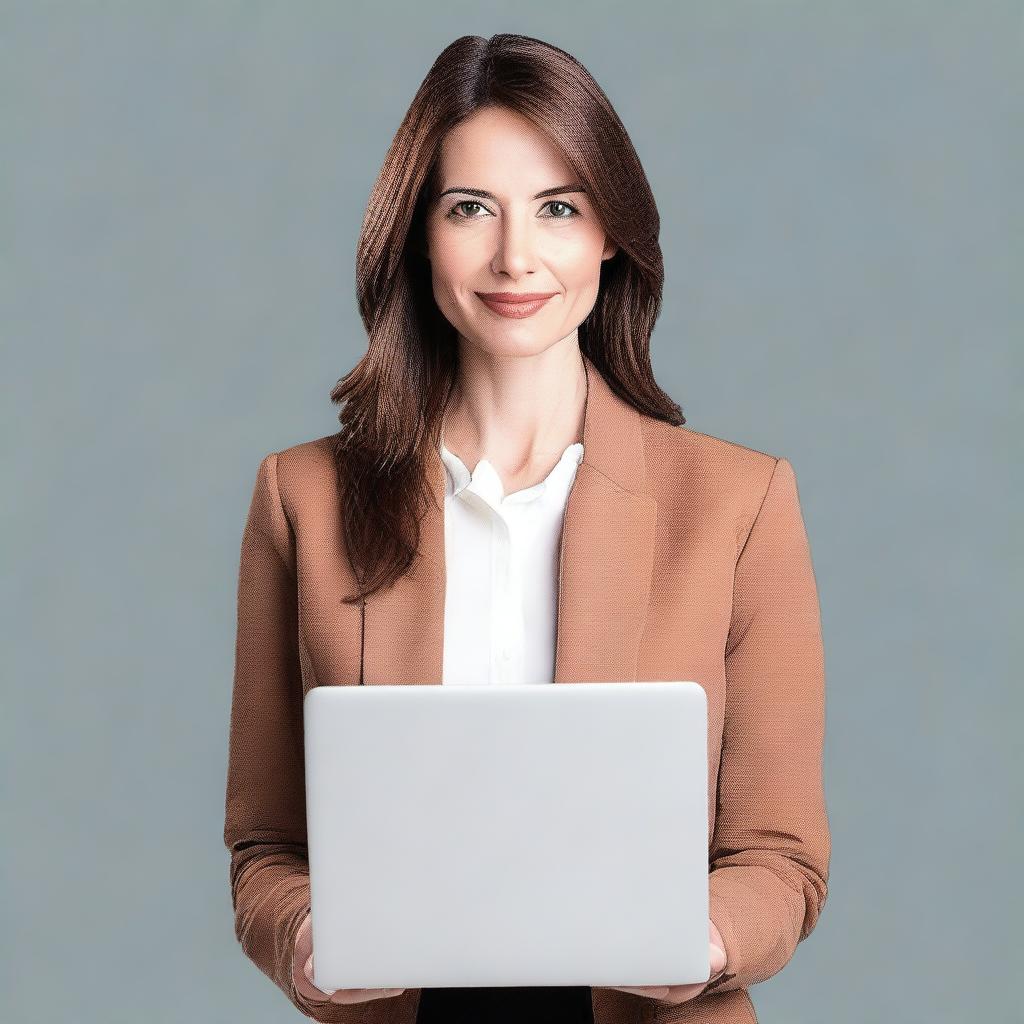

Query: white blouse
[439,439,585,686]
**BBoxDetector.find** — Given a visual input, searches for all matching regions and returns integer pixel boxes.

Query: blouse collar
[439,440,584,507]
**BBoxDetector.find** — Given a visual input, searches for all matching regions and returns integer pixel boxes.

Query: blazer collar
[361,353,658,686]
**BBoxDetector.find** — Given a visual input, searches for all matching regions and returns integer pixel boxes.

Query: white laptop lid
[304,681,709,991]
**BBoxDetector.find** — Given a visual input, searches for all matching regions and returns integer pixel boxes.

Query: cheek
[552,231,607,292]
[427,223,481,283]
[426,229,478,325]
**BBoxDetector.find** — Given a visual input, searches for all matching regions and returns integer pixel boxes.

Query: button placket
[490,512,514,682]
[440,438,585,688]
[505,512,527,683]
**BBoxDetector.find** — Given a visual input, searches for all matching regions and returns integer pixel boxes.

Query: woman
[224,33,829,1024]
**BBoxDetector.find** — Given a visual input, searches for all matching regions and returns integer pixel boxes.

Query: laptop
[303,681,710,991]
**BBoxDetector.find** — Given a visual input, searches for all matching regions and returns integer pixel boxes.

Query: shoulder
[251,433,340,518]
[641,418,782,501]
[638,418,807,555]
[273,432,338,478]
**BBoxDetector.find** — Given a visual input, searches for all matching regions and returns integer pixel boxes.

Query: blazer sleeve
[223,453,351,1021]
[703,456,831,995]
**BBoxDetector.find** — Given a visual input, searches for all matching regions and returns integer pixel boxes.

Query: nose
[490,210,536,279]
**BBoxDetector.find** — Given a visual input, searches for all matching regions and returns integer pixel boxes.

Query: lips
[475,291,558,319]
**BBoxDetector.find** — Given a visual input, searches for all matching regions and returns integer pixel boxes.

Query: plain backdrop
[3,2,1020,1022]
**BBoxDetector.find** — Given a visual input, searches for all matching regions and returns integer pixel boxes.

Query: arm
[703,456,831,994]
[223,453,347,1020]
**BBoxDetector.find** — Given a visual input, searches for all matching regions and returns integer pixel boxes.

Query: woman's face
[423,106,617,359]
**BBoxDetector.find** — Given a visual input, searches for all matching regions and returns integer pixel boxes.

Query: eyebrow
[437,183,587,201]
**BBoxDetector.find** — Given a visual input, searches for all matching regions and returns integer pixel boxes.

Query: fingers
[607,977,721,1006]
[293,924,406,1005]
[304,954,338,994]
[710,942,727,975]
[292,966,334,1002]
[608,985,670,998]
[660,982,712,1004]
[329,988,406,1004]
[290,952,337,1003]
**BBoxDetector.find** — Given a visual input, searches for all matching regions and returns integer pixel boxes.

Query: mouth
[475,291,558,319]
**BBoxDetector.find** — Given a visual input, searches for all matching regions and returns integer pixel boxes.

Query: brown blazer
[224,354,830,1024]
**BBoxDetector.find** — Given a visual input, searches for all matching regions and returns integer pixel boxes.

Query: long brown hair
[331,32,683,605]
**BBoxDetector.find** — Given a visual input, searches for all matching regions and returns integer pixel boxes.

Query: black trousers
[415,985,595,1024]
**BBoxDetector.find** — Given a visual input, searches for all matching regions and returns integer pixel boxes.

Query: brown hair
[331,32,684,605]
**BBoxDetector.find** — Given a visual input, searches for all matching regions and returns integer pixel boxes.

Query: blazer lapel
[360,450,447,686]
[553,356,658,684]
[360,353,658,687]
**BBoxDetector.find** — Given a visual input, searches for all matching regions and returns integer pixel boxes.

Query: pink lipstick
[475,291,557,319]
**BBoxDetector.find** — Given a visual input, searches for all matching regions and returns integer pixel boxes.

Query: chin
[466,331,563,360]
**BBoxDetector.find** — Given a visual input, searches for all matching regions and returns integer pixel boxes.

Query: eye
[542,200,581,219]
[444,199,582,221]
[446,200,492,220]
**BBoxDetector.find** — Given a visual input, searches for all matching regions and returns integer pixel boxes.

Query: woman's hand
[291,911,407,1005]
[601,917,727,1005]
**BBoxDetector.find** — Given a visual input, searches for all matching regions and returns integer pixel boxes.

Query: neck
[441,337,587,474]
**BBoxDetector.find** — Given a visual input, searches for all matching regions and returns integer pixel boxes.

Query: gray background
[3,2,1020,1021]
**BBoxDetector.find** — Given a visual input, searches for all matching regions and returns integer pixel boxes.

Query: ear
[602,238,618,261]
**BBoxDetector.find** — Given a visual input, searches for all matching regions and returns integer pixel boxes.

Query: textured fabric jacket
[223,354,830,1024]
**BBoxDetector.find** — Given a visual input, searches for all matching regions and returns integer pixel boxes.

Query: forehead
[437,107,575,191]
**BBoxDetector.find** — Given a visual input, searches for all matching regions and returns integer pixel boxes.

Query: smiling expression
[424,106,618,358]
